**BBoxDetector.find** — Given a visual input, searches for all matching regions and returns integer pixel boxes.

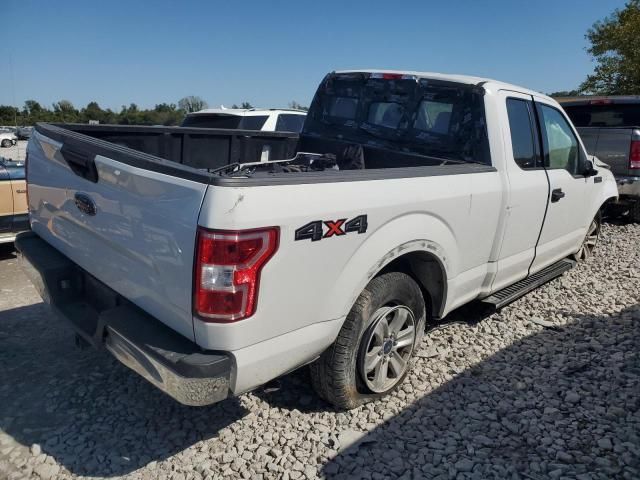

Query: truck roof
[335,69,554,102]
[187,108,306,117]
[555,95,640,106]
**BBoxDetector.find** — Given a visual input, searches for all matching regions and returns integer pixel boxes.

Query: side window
[275,114,306,132]
[538,104,580,174]
[506,98,538,169]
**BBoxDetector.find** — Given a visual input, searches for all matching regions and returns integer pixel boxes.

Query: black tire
[1,139,11,148]
[630,200,640,223]
[310,272,426,409]
[572,212,601,262]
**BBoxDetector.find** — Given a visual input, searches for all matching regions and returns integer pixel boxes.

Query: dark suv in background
[558,96,640,222]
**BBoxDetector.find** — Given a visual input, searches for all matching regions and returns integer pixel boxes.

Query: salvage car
[0,157,28,244]
[0,130,17,148]
[17,70,617,409]
[558,96,640,221]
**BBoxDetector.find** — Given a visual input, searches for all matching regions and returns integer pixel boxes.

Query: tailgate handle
[60,145,99,183]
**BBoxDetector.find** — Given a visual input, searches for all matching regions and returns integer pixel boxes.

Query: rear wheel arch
[378,250,448,319]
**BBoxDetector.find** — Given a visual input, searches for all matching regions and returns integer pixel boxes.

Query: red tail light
[630,140,640,169]
[194,227,279,322]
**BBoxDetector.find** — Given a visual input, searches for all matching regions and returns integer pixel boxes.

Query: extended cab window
[506,98,538,169]
[538,104,580,173]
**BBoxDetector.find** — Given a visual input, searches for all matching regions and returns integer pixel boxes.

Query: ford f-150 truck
[17,70,617,409]
[558,96,640,222]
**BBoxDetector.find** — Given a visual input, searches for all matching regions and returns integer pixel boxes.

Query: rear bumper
[616,175,640,197]
[15,231,231,406]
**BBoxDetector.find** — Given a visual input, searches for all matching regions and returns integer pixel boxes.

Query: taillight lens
[630,140,640,169]
[194,227,279,322]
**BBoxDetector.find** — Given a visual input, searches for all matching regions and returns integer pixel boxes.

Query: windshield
[304,73,490,164]
[563,103,640,127]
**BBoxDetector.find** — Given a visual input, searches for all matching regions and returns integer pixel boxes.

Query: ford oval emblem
[74,192,97,216]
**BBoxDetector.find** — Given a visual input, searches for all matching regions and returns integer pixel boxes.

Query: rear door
[27,126,210,341]
[490,91,549,292]
[530,98,591,271]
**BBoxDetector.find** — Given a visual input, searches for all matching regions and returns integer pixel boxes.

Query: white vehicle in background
[182,108,307,132]
[0,130,17,148]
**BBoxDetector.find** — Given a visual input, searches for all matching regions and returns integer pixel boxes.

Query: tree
[288,100,308,111]
[178,96,208,113]
[580,0,640,95]
[548,90,580,98]
[240,101,253,109]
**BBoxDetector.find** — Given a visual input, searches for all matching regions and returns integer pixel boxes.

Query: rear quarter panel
[195,170,502,352]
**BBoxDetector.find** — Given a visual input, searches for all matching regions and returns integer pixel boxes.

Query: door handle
[551,188,565,202]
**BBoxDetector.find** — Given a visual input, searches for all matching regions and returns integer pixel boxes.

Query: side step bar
[481,259,576,309]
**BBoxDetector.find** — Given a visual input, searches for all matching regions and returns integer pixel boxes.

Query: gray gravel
[0,222,638,480]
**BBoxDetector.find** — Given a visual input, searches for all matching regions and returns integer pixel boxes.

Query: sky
[0,0,627,111]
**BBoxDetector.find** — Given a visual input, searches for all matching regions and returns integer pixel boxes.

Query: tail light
[194,226,279,322]
[630,140,640,169]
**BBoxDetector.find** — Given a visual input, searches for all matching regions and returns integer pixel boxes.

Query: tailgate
[27,125,210,341]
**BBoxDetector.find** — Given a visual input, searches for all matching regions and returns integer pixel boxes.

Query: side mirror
[583,159,598,177]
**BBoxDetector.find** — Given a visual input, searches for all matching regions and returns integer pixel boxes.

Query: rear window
[237,115,268,130]
[182,114,241,129]
[275,114,306,132]
[563,104,640,127]
[305,74,490,164]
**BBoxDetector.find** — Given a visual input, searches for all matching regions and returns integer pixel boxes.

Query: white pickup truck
[17,70,617,409]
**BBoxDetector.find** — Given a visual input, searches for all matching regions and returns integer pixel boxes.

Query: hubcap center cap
[383,340,393,354]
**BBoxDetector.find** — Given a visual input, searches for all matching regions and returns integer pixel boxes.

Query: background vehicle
[0,131,17,147]
[182,108,306,132]
[16,127,33,140]
[0,157,28,244]
[17,70,616,409]
[559,96,640,221]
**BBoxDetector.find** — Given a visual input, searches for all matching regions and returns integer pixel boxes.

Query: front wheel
[310,272,426,409]
[1,139,11,148]
[572,215,601,262]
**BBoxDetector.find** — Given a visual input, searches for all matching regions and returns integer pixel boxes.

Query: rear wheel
[572,215,601,262]
[1,139,11,148]
[310,272,425,409]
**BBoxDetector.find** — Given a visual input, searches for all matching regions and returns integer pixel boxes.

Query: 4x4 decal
[295,215,368,242]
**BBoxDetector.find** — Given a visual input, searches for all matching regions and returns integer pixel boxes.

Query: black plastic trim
[212,163,497,187]
[35,123,214,184]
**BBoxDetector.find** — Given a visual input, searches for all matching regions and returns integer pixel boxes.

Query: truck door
[490,91,549,292]
[529,97,591,271]
[8,164,28,232]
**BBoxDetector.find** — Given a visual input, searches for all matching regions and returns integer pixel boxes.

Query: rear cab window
[304,72,491,166]
[506,98,540,169]
[275,114,306,132]
[563,103,640,127]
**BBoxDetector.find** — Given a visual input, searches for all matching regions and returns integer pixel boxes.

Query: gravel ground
[0,222,638,480]
[0,140,27,162]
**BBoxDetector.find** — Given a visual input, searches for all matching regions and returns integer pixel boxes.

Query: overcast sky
[0,0,627,111]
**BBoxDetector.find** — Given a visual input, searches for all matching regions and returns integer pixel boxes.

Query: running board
[481,259,576,309]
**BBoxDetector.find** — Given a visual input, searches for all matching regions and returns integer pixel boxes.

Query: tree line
[550,0,639,97]
[0,96,308,127]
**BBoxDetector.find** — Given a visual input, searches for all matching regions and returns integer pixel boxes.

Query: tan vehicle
[0,157,28,244]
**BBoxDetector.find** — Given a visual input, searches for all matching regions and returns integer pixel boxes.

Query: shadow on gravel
[255,302,497,414]
[321,305,640,479]
[0,303,248,477]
